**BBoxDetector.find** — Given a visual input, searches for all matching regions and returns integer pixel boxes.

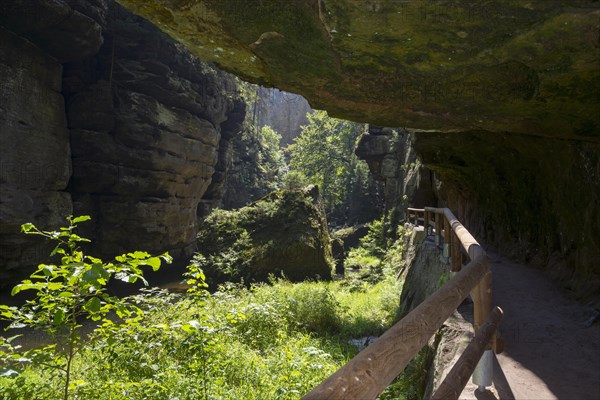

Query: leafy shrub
[0,216,171,400]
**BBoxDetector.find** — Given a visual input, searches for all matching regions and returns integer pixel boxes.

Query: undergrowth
[0,216,429,400]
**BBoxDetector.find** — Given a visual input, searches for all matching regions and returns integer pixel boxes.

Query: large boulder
[196,186,334,286]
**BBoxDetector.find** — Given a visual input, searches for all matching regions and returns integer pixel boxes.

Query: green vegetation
[196,187,332,287]
[287,110,382,224]
[344,216,406,283]
[0,215,430,399]
[0,217,171,400]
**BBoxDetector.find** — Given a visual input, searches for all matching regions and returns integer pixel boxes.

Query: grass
[0,274,415,400]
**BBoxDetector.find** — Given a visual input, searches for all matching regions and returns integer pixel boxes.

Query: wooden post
[423,210,430,234]
[435,212,442,247]
[471,268,493,335]
[431,307,504,400]
[302,256,491,400]
[443,217,451,260]
[451,231,462,272]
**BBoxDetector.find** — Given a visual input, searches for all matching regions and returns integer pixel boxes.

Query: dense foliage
[287,110,382,224]
[0,216,431,400]
[0,217,171,400]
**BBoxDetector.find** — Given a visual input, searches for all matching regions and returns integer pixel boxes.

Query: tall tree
[287,110,381,223]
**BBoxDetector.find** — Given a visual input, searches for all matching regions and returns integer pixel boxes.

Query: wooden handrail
[302,256,491,400]
[431,306,504,400]
[303,207,500,399]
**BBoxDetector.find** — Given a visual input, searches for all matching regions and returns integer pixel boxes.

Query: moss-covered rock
[116,0,599,138]
[196,185,334,286]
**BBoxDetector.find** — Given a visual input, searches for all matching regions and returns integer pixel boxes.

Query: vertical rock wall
[0,27,73,283]
[0,0,107,284]
[0,0,246,284]
[64,2,243,260]
[355,126,436,216]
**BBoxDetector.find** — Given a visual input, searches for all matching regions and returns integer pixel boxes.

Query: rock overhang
[115,0,600,140]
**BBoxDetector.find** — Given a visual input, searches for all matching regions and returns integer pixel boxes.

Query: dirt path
[461,252,600,400]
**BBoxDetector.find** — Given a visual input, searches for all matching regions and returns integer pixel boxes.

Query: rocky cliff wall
[413,131,600,299]
[253,87,312,147]
[0,0,245,284]
[0,0,108,284]
[65,2,244,260]
[0,27,73,283]
[355,126,436,216]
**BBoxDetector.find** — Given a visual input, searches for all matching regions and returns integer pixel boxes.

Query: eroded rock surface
[0,0,246,283]
[64,2,244,260]
[114,0,600,297]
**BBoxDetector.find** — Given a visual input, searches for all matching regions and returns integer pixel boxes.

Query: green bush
[0,218,424,400]
[0,216,171,400]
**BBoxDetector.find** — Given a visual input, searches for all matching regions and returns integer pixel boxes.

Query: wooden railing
[303,207,502,400]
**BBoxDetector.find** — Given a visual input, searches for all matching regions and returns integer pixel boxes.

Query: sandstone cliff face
[65,2,244,260]
[0,0,245,283]
[253,87,312,147]
[355,126,435,215]
[0,0,106,283]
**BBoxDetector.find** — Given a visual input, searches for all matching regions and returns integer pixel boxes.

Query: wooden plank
[431,307,504,400]
[472,268,493,335]
[302,255,491,400]
[451,231,462,272]
[425,207,485,260]
[435,212,442,247]
[444,216,451,259]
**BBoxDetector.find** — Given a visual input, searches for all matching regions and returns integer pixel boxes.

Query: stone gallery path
[460,252,600,400]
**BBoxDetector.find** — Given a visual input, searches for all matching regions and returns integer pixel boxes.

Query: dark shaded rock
[199,98,247,215]
[356,126,436,215]
[64,2,244,260]
[332,225,370,253]
[115,0,600,298]
[399,227,447,316]
[412,131,600,300]
[331,237,345,275]
[196,186,334,287]
[0,27,73,285]
[116,0,599,139]
[0,0,105,62]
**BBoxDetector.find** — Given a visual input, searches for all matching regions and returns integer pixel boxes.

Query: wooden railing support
[443,217,451,261]
[305,206,501,399]
[302,256,491,400]
[435,212,442,247]
[451,231,462,272]
[431,307,504,400]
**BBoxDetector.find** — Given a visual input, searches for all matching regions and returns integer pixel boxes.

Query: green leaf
[83,297,101,313]
[129,251,151,259]
[182,320,202,332]
[40,265,54,276]
[46,282,64,291]
[52,308,64,325]
[71,215,92,224]
[58,291,75,298]
[11,282,44,296]
[21,223,35,233]
[144,257,161,271]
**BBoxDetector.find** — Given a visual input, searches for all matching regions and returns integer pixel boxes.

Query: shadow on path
[489,252,600,400]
